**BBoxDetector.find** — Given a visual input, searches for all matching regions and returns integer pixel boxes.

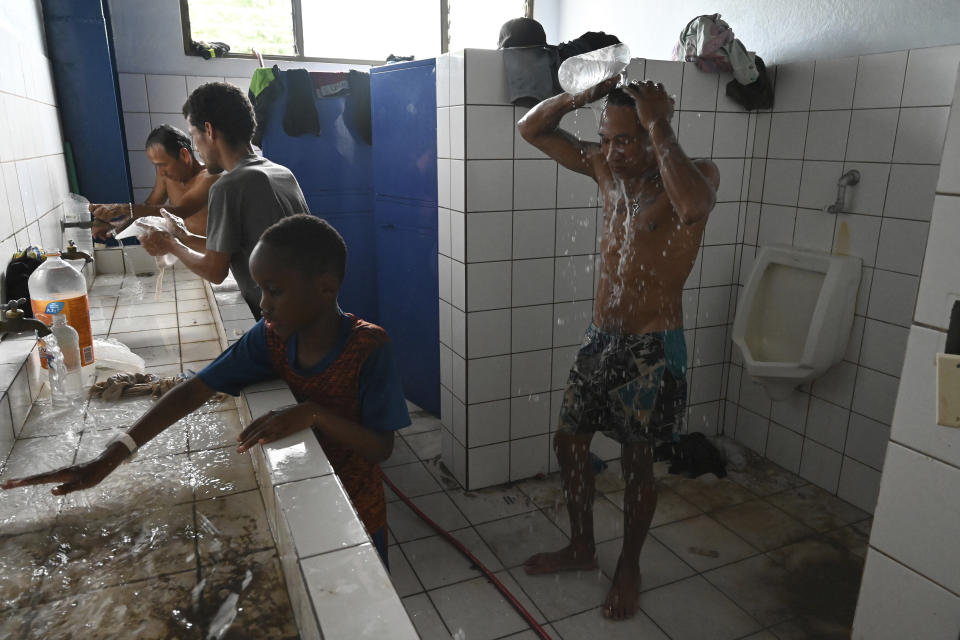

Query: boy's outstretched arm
[1,376,216,495]
[238,402,394,464]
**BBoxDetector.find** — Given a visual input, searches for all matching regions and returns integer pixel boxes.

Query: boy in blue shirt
[3,215,410,563]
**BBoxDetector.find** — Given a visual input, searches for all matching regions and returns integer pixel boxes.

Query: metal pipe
[825,169,861,214]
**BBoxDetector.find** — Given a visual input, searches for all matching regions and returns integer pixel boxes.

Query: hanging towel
[672,14,759,85]
[249,65,284,146]
[345,70,372,145]
[283,69,321,137]
[725,55,774,111]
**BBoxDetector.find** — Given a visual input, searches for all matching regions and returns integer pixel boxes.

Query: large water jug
[29,251,96,386]
[558,43,632,96]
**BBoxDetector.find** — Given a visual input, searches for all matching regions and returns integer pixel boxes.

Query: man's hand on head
[623,81,675,132]
[573,76,620,108]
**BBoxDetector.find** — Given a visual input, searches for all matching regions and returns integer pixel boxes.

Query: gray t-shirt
[205,154,309,313]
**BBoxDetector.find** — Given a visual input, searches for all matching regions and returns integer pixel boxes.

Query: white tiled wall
[0,2,75,459]
[117,73,251,200]
[851,59,960,639]
[438,51,750,489]
[727,44,960,513]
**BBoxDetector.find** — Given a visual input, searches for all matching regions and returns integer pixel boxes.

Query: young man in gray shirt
[141,82,309,318]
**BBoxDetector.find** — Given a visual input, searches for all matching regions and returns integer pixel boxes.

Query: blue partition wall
[371,60,439,415]
[260,77,377,323]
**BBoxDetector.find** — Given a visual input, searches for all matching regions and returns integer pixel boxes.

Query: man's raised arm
[516,77,618,178]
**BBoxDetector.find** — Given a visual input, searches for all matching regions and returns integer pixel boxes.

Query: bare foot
[602,557,640,620]
[523,544,597,575]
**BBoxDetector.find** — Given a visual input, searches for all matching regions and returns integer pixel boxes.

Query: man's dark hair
[182,82,255,147]
[260,214,347,282]
[605,87,637,109]
[145,124,195,160]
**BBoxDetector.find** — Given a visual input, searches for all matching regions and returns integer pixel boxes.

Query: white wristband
[112,432,139,459]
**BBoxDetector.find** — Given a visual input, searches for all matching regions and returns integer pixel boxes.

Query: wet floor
[0,268,298,639]
[385,410,871,640]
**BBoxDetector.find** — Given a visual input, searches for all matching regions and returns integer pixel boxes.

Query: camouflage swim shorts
[557,324,688,445]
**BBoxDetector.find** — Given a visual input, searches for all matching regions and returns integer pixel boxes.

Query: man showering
[517,78,719,619]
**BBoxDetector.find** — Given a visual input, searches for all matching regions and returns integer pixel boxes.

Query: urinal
[732,245,861,400]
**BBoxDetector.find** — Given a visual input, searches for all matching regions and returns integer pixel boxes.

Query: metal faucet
[61,218,94,231]
[61,240,93,264]
[825,169,861,214]
[0,299,52,338]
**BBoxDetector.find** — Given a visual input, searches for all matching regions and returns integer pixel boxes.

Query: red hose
[383,473,553,640]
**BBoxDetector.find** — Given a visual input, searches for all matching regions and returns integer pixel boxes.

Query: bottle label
[32,295,95,368]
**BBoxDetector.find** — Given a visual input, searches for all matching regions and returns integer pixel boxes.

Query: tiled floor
[0,268,298,639]
[385,408,871,640]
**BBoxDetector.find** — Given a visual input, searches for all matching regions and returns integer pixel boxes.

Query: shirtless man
[90,124,218,240]
[517,79,719,620]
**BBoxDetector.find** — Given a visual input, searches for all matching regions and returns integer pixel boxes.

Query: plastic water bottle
[29,251,96,386]
[49,314,83,404]
[558,43,632,96]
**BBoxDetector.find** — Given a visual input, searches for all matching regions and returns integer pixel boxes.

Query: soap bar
[935,353,960,428]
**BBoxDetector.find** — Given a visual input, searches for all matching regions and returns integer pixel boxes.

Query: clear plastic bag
[114,214,179,269]
[93,337,146,374]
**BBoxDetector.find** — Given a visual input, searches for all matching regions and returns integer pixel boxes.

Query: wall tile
[464,49,509,105]
[437,158,451,208]
[765,421,803,472]
[703,202,738,245]
[555,208,596,255]
[118,73,148,112]
[449,51,464,106]
[884,164,939,221]
[757,204,796,245]
[842,161,890,216]
[690,364,723,404]
[451,159,465,211]
[938,66,960,195]
[837,455,881,512]
[514,106,547,159]
[466,210,512,262]
[467,309,510,358]
[466,261,511,311]
[465,105,515,159]
[799,438,843,492]
[803,110,850,161]
[752,113,771,157]
[512,258,554,307]
[901,44,960,107]
[680,63,719,111]
[852,367,900,425]
[866,269,918,327]
[770,390,810,434]
[853,548,960,640]
[467,442,510,488]
[693,325,726,366]
[696,285,730,327]
[890,326,960,469]
[806,397,850,451]
[712,158,744,202]
[811,361,858,408]
[846,108,899,162]
[644,60,684,100]
[552,300,592,347]
[844,412,889,470]
[559,108,600,143]
[451,307,466,356]
[853,51,908,109]
[511,349,552,396]
[712,112,749,158]
[513,159,557,211]
[793,208,836,252]
[510,435,550,481]
[437,106,450,159]
[699,244,735,287]
[768,112,808,159]
[772,61,814,111]
[467,400,510,447]
[512,304,554,352]
[123,112,152,151]
[715,70,743,112]
[916,195,960,330]
[449,209,466,261]
[553,255,593,302]
[678,111,715,158]
[810,56,858,110]
[859,320,909,377]
[513,209,556,259]
[833,213,881,266]
[450,105,465,159]
[466,160,513,212]
[467,355,510,403]
[127,151,156,189]
[761,159,802,206]
[875,218,928,275]
[870,442,960,595]
[144,74,188,114]
[511,394,550,438]
[735,407,768,454]
[438,207,451,257]
[892,106,950,163]
[556,166,599,208]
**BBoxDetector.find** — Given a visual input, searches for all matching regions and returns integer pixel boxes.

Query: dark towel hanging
[283,69,321,137]
[725,55,774,111]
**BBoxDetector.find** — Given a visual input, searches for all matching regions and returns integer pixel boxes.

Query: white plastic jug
[558,43,632,96]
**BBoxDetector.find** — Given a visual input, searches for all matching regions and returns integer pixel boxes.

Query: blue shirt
[198,314,410,433]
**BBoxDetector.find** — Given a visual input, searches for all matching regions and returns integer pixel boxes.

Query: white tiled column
[851,57,960,639]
